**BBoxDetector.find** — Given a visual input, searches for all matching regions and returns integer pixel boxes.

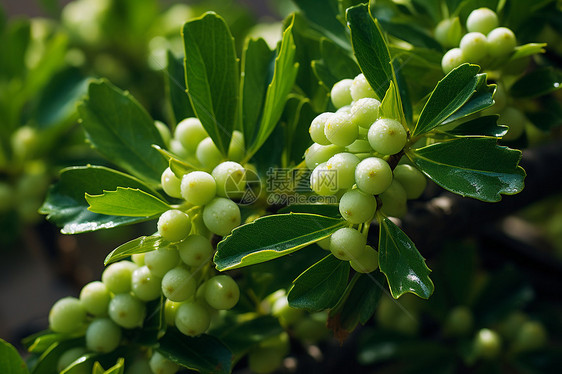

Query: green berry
[161,266,197,302]
[149,352,179,374]
[466,8,499,35]
[350,245,379,273]
[324,112,358,147]
[326,152,360,190]
[459,32,489,62]
[346,139,371,153]
[131,253,145,266]
[174,117,207,153]
[49,297,86,333]
[175,301,211,336]
[144,247,180,277]
[309,112,333,145]
[177,235,214,267]
[339,189,377,224]
[271,292,304,327]
[474,328,502,359]
[108,293,146,329]
[164,299,182,326]
[202,197,241,236]
[228,130,246,162]
[441,48,467,74]
[11,126,38,160]
[434,17,462,47]
[316,236,331,250]
[310,162,339,196]
[354,157,393,195]
[350,98,381,129]
[350,73,377,101]
[86,318,122,353]
[101,261,138,294]
[79,281,110,316]
[157,209,191,242]
[161,167,182,199]
[196,137,223,169]
[57,347,87,372]
[304,143,344,169]
[131,266,162,301]
[393,164,427,199]
[204,275,240,310]
[499,107,526,141]
[513,321,547,352]
[330,79,353,108]
[368,118,407,155]
[181,171,216,206]
[212,161,246,199]
[329,227,367,261]
[487,27,516,58]
[444,306,473,336]
[380,180,408,218]
[248,334,289,374]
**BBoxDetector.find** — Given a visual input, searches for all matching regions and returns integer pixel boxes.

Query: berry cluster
[306,74,427,269]
[438,8,517,73]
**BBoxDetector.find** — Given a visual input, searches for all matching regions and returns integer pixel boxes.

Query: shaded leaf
[510,67,562,99]
[440,77,495,125]
[378,19,443,51]
[215,315,284,357]
[86,187,170,217]
[105,235,166,265]
[0,338,29,374]
[443,115,508,137]
[165,50,194,127]
[311,38,360,90]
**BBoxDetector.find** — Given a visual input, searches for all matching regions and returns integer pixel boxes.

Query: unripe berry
[202,197,241,236]
[499,107,526,141]
[212,161,246,199]
[309,112,333,145]
[174,117,207,153]
[393,164,427,199]
[380,180,408,218]
[339,189,377,224]
[329,227,367,261]
[164,299,182,326]
[204,275,240,310]
[108,293,146,329]
[310,162,339,196]
[330,79,353,108]
[324,112,358,146]
[459,32,489,62]
[49,297,87,333]
[161,266,197,302]
[350,98,381,129]
[131,253,145,266]
[466,8,499,35]
[434,17,462,47]
[144,247,180,277]
[57,347,87,373]
[350,73,377,101]
[80,281,111,316]
[349,245,379,273]
[512,321,547,352]
[444,306,474,336]
[149,352,179,374]
[86,318,122,353]
[474,328,502,359]
[196,137,223,169]
[161,167,182,199]
[131,266,162,301]
[354,157,393,195]
[157,209,191,242]
[326,152,360,190]
[441,48,467,74]
[181,171,216,206]
[304,143,344,169]
[228,130,246,162]
[487,27,516,58]
[175,301,211,336]
[101,261,138,294]
[368,118,407,155]
[177,234,214,267]
[11,126,38,160]
[346,139,371,153]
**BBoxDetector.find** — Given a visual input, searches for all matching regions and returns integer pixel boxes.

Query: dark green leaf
[0,338,29,374]
[248,17,299,157]
[0,20,30,79]
[288,254,350,311]
[105,235,166,265]
[216,315,284,356]
[346,4,394,100]
[86,187,170,217]
[214,213,347,271]
[157,329,232,374]
[440,77,495,125]
[101,358,124,374]
[77,79,167,185]
[165,50,194,127]
[510,67,562,99]
[408,138,526,202]
[378,19,443,51]
[413,64,482,136]
[443,115,507,137]
[277,204,340,218]
[509,43,546,61]
[283,95,316,166]
[378,217,434,299]
[311,38,360,90]
[240,37,274,147]
[40,166,160,234]
[525,95,562,131]
[182,12,238,155]
[30,338,83,374]
[393,58,413,125]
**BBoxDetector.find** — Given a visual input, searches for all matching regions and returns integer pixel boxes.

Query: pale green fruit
[350,73,378,101]
[330,79,353,108]
[349,245,379,273]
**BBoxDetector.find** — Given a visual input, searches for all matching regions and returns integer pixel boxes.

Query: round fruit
[350,73,377,101]
[444,305,474,336]
[499,107,526,141]
[513,321,547,352]
[177,234,214,267]
[392,164,427,199]
[459,32,488,62]
[57,347,87,372]
[441,48,467,74]
[330,79,353,108]
[487,27,516,58]
[309,112,333,145]
[326,152,360,190]
[79,281,111,316]
[204,275,240,310]
[202,197,241,236]
[108,293,146,329]
[338,189,377,224]
[228,130,246,162]
[164,299,182,326]
[49,297,86,333]
[86,318,122,353]
[474,328,502,359]
[161,266,197,302]
[181,171,217,206]
[211,161,246,198]
[434,17,462,47]
[196,137,223,169]
[354,157,393,195]
[380,180,408,218]
[157,209,191,242]
[346,139,371,153]
[324,111,358,146]
[175,301,211,336]
[350,98,381,129]
[174,117,207,153]
[149,352,180,374]
[466,8,499,35]
[329,227,367,261]
[304,143,344,169]
[131,266,162,301]
[131,253,145,266]
[101,261,138,294]
[144,247,180,277]
[350,245,379,273]
[310,162,339,196]
[368,118,407,155]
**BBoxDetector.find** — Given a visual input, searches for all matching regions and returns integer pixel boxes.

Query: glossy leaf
[215,316,284,356]
[510,42,546,61]
[510,67,562,99]
[440,77,495,125]
[378,217,434,299]
[40,166,160,234]
[347,4,394,100]
[0,338,28,374]
[311,38,360,90]
[413,64,482,136]
[77,79,167,185]
[182,12,238,155]
[86,187,170,217]
[157,329,232,374]
[408,138,525,202]
[378,19,442,51]
[248,17,298,157]
[288,254,350,311]
[379,81,405,125]
[165,50,194,126]
[277,204,340,218]
[443,115,507,138]
[214,213,347,271]
[105,235,166,265]
[152,145,196,177]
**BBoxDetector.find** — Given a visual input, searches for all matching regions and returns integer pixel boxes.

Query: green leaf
[77,79,167,185]
[248,17,299,157]
[214,213,347,271]
[277,204,340,218]
[379,81,405,125]
[240,37,275,147]
[510,67,562,99]
[182,12,238,155]
[86,187,170,217]
[23,331,66,353]
[151,145,196,176]
[509,43,546,61]
[378,19,443,51]
[40,166,161,234]
[407,138,525,202]
[346,4,395,100]
[157,329,232,374]
[288,254,350,311]
[311,38,361,90]
[0,338,29,374]
[165,50,195,127]
[105,235,166,265]
[440,77,495,125]
[413,64,482,136]
[443,115,507,137]
[526,95,562,132]
[30,338,83,374]
[215,316,284,357]
[378,217,434,299]
[101,358,124,374]
[284,95,316,166]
